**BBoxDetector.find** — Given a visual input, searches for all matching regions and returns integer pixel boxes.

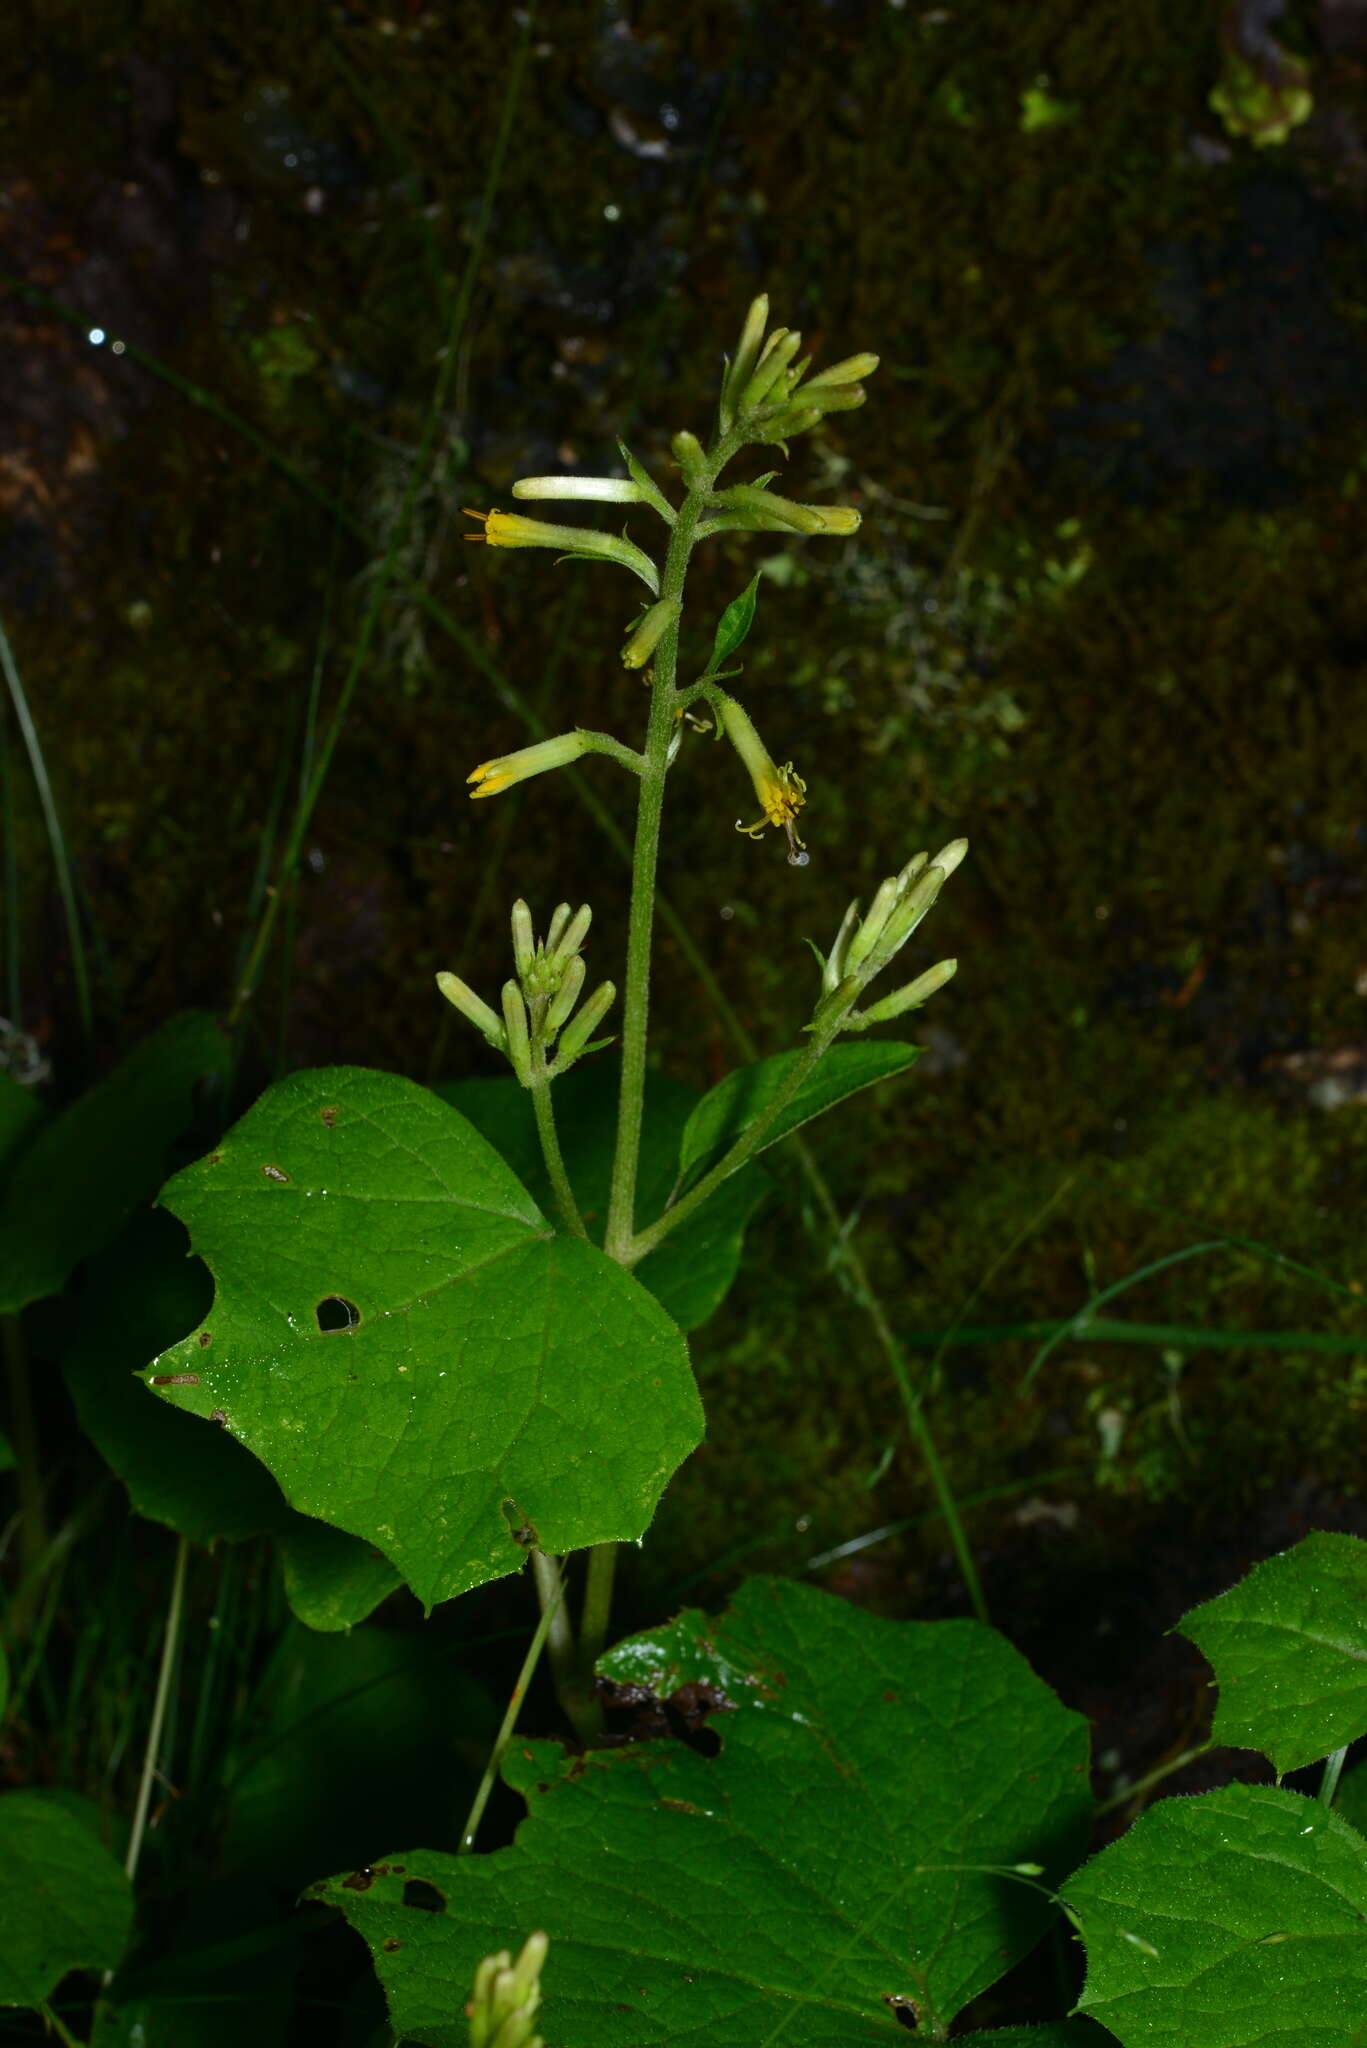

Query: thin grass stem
[124,1536,190,1885]
[459,1574,563,1855]
[0,614,93,1046]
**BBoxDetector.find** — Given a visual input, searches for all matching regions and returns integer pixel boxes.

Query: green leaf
[439,1065,768,1332]
[1064,1783,1367,2046]
[0,1790,133,2006]
[708,569,761,669]
[1176,1532,1367,1773]
[0,1068,45,1180]
[679,1041,920,1190]
[1337,1759,1367,1835]
[276,1515,401,1632]
[141,1068,701,1608]
[221,1620,491,1890]
[0,1012,228,1313]
[314,1576,1092,2045]
[65,1211,400,1629]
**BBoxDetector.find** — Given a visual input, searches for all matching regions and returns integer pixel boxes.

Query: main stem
[603,491,708,1261]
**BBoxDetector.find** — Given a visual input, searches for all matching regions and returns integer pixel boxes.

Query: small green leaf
[0,1791,133,2006]
[679,1041,919,1189]
[708,570,761,669]
[142,1069,701,1607]
[1177,1532,1367,1773]
[439,1066,767,1332]
[0,1012,228,1313]
[1064,1783,1367,2046]
[315,1576,1092,2046]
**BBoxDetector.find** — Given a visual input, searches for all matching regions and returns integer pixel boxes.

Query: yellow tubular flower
[467,732,587,799]
[717,695,809,867]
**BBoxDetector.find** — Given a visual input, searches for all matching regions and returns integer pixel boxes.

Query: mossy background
[4,0,1367,2030]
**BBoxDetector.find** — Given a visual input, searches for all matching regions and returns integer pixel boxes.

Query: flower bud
[792,382,868,416]
[510,900,535,983]
[755,406,824,443]
[464,509,659,593]
[671,431,707,487]
[544,953,586,1037]
[621,597,681,669]
[466,1932,547,2048]
[802,352,880,391]
[739,328,803,413]
[844,875,901,972]
[712,484,826,535]
[554,981,616,1065]
[859,957,958,1023]
[512,475,644,502]
[874,862,946,960]
[545,902,572,954]
[721,293,770,424]
[822,898,862,993]
[436,972,506,1051]
[501,981,533,1083]
[549,902,591,968]
[896,849,929,892]
[931,836,969,880]
[468,733,588,799]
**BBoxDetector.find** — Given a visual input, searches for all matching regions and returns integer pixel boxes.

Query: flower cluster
[437,900,615,1085]
[465,1932,547,2048]
[808,839,968,1034]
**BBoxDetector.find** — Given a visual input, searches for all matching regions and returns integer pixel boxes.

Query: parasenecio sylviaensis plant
[85,298,1364,2046]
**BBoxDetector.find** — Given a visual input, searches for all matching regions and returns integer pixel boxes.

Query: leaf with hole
[314,1575,1092,2046]
[1176,1531,1367,1773]
[0,1791,133,2007]
[64,1210,400,1629]
[140,1068,701,1607]
[1064,1782,1367,2045]
[678,1041,919,1191]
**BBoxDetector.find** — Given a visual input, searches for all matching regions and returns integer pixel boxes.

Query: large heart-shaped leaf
[439,1066,768,1331]
[0,1011,227,1313]
[0,1791,133,2007]
[141,1068,701,1607]
[315,1576,1092,2045]
[679,1041,919,1191]
[65,1210,400,1630]
[1063,1782,1367,2046]
[1176,1532,1367,1773]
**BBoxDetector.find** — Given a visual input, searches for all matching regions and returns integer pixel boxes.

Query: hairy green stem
[628,1025,834,1264]
[459,1574,563,1853]
[530,1076,587,1238]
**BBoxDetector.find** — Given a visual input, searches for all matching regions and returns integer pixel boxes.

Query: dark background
[3,1,1367,2038]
